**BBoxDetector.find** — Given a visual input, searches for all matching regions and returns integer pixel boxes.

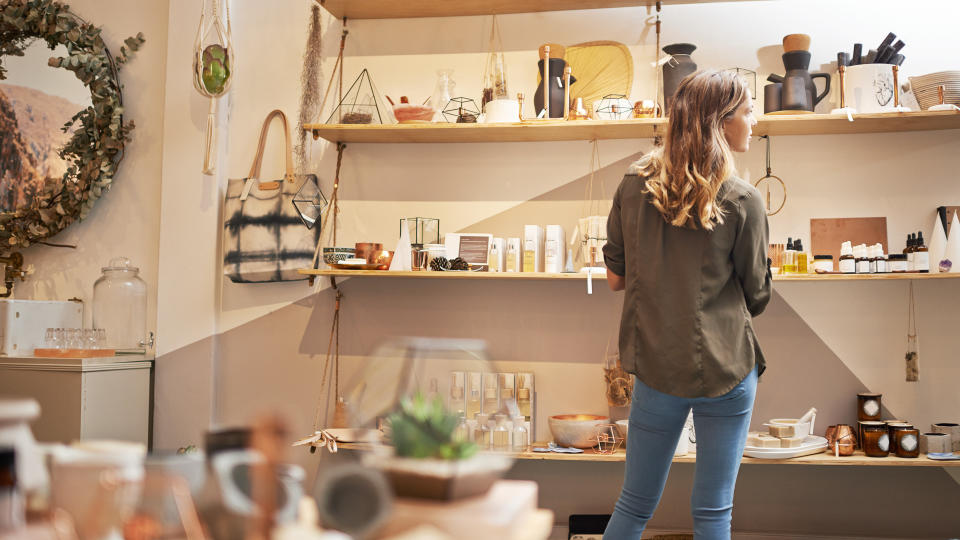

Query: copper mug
[825,424,856,456]
[355,242,384,263]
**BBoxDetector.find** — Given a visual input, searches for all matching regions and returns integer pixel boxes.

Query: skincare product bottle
[905,233,915,271]
[875,244,888,273]
[453,412,469,442]
[466,372,482,419]
[868,244,878,274]
[839,241,856,274]
[812,255,834,273]
[499,373,515,407]
[482,372,499,414]
[782,238,797,274]
[857,244,872,273]
[449,371,465,413]
[888,253,908,272]
[795,239,808,274]
[492,414,510,451]
[516,373,534,421]
[474,413,492,449]
[505,237,522,272]
[914,231,929,273]
[488,238,504,272]
[523,225,545,273]
[511,415,529,452]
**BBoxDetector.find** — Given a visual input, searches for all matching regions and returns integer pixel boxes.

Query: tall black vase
[534,58,576,118]
[662,43,697,112]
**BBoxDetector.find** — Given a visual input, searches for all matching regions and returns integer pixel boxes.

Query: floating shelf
[299,269,960,281]
[317,0,762,20]
[326,442,960,467]
[304,111,960,143]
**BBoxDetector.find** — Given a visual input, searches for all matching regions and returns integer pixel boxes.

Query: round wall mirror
[0,0,143,250]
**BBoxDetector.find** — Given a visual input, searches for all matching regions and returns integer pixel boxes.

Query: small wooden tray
[329,263,389,270]
[33,348,117,358]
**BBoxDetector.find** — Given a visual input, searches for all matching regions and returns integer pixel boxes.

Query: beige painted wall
[6,0,168,336]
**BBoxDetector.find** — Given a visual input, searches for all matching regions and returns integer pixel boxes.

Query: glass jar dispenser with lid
[92,257,148,352]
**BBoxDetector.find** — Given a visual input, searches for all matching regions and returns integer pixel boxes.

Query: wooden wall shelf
[304,111,960,143]
[317,0,761,20]
[326,442,960,467]
[300,269,960,282]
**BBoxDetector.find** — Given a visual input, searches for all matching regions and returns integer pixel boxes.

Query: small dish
[323,247,356,266]
[548,414,609,449]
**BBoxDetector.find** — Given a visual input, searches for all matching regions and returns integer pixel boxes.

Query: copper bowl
[355,243,384,263]
[548,414,610,449]
[371,250,394,269]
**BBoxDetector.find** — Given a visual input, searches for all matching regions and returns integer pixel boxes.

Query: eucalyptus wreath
[0,0,143,248]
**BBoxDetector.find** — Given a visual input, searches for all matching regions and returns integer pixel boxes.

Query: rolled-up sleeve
[603,180,626,277]
[733,189,772,317]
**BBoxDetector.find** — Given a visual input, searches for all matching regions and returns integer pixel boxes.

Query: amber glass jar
[861,421,890,457]
[895,428,920,458]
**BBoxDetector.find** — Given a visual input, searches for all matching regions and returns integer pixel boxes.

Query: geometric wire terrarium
[325,68,392,124]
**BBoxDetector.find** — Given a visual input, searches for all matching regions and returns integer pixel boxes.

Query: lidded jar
[92,257,147,351]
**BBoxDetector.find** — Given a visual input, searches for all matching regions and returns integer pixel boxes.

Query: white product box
[505,237,522,272]
[488,238,505,272]
[0,299,83,356]
[544,225,566,273]
[523,225,544,273]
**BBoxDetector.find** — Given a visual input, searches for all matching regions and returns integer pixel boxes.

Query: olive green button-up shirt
[603,168,772,398]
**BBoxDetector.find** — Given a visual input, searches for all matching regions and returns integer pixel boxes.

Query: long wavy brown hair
[640,70,749,230]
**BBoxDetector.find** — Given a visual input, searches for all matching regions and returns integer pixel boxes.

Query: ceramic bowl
[393,104,436,123]
[323,247,356,266]
[548,414,610,449]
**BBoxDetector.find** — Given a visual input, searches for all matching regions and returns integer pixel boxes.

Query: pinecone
[430,256,450,271]
[449,257,470,271]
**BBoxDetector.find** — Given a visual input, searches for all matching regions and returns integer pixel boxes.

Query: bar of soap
[780,435,807,448]
[768,424,799,438]
[746,432,764,447]
[757,435,781,448]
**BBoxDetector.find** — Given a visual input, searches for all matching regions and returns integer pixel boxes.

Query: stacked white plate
[743,435,827,459]
[908,71,960,110]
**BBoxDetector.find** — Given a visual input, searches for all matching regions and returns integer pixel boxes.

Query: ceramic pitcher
[534,57,576,118]
[780,51,831,112]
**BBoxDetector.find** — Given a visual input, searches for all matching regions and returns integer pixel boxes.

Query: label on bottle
[901,433,918,452]
[877,259,887,273]
[863,399,880,417]
[839,259,856,274]
[907,252,915,271]
[523,250,536,272]
[857,260,871,274]
[878,433,890,452]
[869,260,877,273]
[914,252,930,272]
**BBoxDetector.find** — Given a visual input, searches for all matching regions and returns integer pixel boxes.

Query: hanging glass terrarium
[481,16,509,109]
[326,68,392,124]
[293,176,329,229]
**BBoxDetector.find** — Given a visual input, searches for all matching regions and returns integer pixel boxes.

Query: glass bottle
[782,238,797,274]
[914,231,929,273]
[511,415,529,452]
[794,239,808,274]
[429,69,455,122]
[492,414,510,451]
[839,241,856,274]
[92,257,148,352]
[473,413,491,449]
[453,411,469,443]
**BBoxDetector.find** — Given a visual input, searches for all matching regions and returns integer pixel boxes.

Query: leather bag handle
[247,109,295,190]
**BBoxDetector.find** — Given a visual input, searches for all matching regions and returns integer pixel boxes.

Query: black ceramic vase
[534,57,576,118]
[662,43,697,111]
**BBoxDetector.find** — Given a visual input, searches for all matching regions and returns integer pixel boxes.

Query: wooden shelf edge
[325,442,960,467]
[299,269,960,281]
[316,0,764,21]
[303,111,960,143]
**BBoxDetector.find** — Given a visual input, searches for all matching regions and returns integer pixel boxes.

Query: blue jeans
[603,366,758,540]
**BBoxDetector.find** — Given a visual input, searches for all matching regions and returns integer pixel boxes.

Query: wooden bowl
[548,414,609,449]
[782,34,811,52]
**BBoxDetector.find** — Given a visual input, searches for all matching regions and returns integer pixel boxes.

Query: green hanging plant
[0,0,143,248]
[201,43,229,94]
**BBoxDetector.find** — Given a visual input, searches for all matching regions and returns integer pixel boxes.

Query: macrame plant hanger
[193,0,234,174]
[905,282,919,382]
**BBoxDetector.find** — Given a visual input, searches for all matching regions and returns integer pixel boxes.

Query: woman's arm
[733,189,772,317]
[603,181,627,292]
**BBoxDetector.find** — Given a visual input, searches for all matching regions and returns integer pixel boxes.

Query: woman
[602,70,771,539]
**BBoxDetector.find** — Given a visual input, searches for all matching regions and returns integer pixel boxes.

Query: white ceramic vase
[944,213,960,273]
[929,214,948,272]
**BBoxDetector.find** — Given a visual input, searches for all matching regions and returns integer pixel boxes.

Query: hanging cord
[654,1,662,116]
[310,142,347,283]
[312,278,343,436]
[317,19,348,121]
[582,139,607,218]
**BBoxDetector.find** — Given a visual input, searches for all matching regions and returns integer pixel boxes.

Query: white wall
[9,0,169,338]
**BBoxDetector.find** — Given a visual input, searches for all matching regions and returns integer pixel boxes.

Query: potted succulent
[371,392,511,501]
